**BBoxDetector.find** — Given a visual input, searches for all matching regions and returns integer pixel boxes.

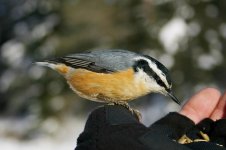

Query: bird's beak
[167,91,181,105]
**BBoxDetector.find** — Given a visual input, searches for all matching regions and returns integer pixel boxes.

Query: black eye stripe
[144,55,172,85]
[155,76,167,89]
[133,59,168,90]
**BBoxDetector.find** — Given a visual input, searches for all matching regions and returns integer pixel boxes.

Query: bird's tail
[35,61,58,70]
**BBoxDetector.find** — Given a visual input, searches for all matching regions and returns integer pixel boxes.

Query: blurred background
[0,0,225,149]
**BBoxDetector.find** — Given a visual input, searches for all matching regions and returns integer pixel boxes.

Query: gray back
[68,49,140,71]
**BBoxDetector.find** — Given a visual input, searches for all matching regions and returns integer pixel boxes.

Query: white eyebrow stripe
[134,56,170,88]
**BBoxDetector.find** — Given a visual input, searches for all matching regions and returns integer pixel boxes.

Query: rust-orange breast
[66,68,149,102]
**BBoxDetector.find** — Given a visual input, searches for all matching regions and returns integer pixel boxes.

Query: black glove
[75,105,226,150]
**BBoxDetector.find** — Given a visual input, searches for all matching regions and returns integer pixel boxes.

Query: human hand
[75,90,226,150]
[180,88,226,124]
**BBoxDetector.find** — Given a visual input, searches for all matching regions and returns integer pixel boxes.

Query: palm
[180,88,226,124]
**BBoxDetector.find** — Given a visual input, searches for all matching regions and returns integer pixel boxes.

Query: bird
[36,49,180,120]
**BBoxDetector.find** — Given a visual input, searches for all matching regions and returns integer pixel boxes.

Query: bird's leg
[108,101,142,121]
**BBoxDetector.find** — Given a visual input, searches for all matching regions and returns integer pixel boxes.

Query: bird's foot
[108,101,142,122]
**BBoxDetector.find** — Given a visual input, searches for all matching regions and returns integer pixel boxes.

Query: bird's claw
[108,101,142,122]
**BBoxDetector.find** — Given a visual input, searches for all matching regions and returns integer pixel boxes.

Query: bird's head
[133,55,180,105]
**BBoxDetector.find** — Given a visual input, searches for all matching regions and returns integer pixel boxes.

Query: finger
[179,88,221,124]
[210,91,226,120]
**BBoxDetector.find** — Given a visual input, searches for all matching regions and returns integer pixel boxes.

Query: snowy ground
[0,117,85,150]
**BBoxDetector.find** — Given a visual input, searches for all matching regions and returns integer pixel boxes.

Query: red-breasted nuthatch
[36,49,180,118]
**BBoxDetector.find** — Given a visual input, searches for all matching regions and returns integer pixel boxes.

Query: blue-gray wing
[47,49,139,73]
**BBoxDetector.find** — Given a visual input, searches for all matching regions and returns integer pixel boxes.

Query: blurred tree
[0,0,61,117]
[0,0,225,137]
